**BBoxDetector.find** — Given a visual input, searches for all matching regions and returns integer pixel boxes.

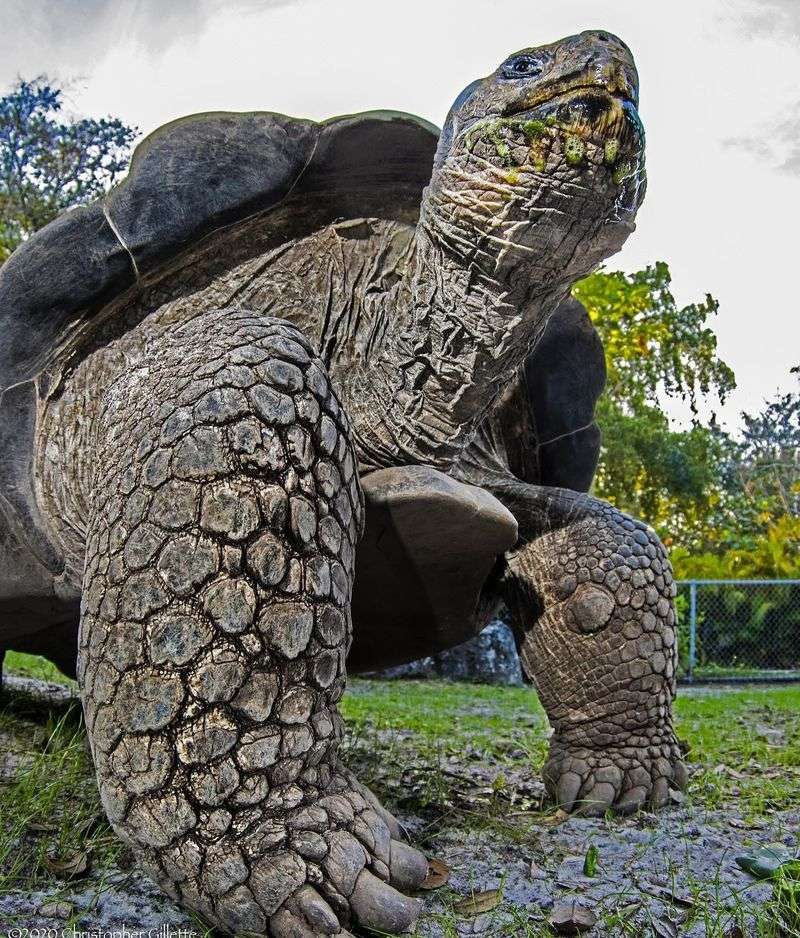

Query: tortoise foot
[263,769,427,936]
[543,726,688,816]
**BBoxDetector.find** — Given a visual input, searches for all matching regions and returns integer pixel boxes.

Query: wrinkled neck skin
[350,216,561,472]
[349,140,634,474]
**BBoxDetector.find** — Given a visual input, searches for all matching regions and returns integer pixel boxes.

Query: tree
[737,368,800,520]
[0,77,137,262]
[667,375,800,671]
[575,261,735,414]
[573,262,736,549]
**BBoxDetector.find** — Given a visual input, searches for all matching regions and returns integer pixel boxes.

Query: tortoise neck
[349,198,569,472]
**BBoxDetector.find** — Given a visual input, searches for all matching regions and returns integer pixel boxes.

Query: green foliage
[574,264,799,673]
[737,369,800,526]
[574,261,735,412]
[574,265,800,575]
[591,394,734,548]
[678,578,800,670]
[672,516,800,672]
[672,514,800,580]
[574,263,737,549]
[0,77,137,261]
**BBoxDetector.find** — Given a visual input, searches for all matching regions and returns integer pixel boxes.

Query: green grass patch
[0,705,127,927]
[343,678,547,739]
[339,680,800,850]
[676,686,800,819]
[4,650,75,685]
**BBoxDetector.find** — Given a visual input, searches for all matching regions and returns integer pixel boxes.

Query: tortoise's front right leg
[492,481,688,816]
[79,309,427,936]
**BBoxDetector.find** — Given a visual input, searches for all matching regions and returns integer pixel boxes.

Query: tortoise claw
[389,839,430,892]
[351,868,424,934]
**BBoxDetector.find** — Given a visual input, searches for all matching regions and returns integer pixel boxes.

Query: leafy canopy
[575,261,735,413]
[738,368,800,520]
[0,78,137,262]
[576,263,799,577]
[574,263,736,549]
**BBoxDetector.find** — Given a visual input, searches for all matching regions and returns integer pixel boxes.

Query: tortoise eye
[503,54,543,79]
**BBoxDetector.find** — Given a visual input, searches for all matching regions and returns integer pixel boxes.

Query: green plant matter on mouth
[465,114,622,177]
[521,119,547,141]
[564,134,586,166]
[613,159,634,186]
[465,115,560,165]
[604,138,621,165]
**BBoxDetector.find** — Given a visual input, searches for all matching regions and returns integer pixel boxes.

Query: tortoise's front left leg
[78,309,428,936]
[492,482,688,816]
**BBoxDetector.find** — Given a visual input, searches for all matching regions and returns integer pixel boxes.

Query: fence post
[688,580,698,681]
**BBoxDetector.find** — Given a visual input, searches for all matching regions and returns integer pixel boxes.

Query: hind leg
[493,481,687,816]
[78,309,427,936]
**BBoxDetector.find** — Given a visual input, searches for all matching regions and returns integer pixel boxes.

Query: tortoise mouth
[458,81,646,225]
[459,84,644,169]
[505,86,643,152]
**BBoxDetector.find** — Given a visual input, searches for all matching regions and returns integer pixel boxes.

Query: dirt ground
[1,672,798,937]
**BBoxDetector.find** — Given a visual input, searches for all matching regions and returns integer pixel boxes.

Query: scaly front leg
[77,309,428,936]
[493,482,687,815]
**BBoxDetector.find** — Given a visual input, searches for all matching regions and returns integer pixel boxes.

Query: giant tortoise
[0,30,686,936]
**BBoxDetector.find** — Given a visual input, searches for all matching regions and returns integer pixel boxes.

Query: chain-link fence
[676,579,800,682]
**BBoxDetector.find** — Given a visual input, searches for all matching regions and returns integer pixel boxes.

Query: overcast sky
[3,0,798,431]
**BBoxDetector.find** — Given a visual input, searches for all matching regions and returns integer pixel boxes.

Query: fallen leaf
[549,901,597,934]
[735,844,795,880]
[421,857,451,890]
[453,889,502,916]
[616,902,641,918]
[541,809,570,827]
[556,880,589,892]
[530,858,548,880]
[651,915,679,937]
[38,901,73,920]
[640,882,695,908]
[43,850,90,879]
[74,813,105,837]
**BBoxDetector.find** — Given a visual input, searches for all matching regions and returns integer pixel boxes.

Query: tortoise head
[426,30,646,284]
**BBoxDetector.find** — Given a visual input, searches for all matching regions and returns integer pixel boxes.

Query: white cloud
[727,0,800,39]
[0,0,301,77]
[724,102,800,176]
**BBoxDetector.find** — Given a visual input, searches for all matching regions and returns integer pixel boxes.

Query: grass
[3,650,76,685]
[340,679,800,828]
[2,654,800,934]
[0,698,127,929]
